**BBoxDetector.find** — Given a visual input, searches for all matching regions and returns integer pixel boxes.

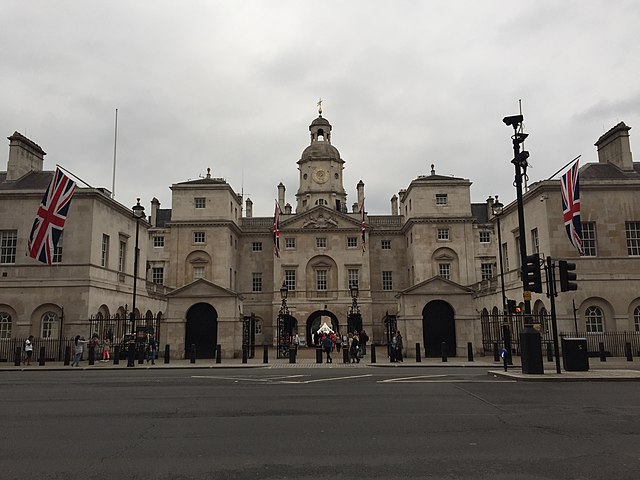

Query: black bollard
[343,346,349,363]
[371,343,377,363]
[127,342,135,367]
[599,342,606,362]
[502,349,508,372]
[138,344,145,364]
[190,344,196,364]
[216,344,221,363]
[546,342,553,362]
[441,342,448,363]
[242,345,248,364]
[164,345,170,364]
[289,345,296,364]
[316,346,322,364]
[14,347,21,366]
[493,342,499,362]
[625,342,633,362]
[467,342,474,362]
[38,346,46,366]
[415,343,422,363]
[63,346,71,366]
[263,344,269,364]
[88,346,95,365]
[113,346,120,365]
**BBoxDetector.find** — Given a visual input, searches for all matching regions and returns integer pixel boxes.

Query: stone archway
[185,303,218,359]
[422,300,456,357]
[306,310,340,346]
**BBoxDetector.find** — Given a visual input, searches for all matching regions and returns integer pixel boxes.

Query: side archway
[422,300,456,357]
[306,310,340,346]
[185,303,218,359]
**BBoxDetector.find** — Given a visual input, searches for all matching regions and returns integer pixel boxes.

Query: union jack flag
[27,167,77,264]
[560,159,584,255]
[273,201,280,258]
[360,200,366,253]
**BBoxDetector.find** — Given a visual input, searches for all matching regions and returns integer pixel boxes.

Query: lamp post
[127,199,145,368]
[277,283,289,358]
[491,195,512,365]
[348,284,360,333]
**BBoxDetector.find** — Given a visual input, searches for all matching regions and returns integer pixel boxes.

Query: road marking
[379,374,447,383]
[278,374,373,384]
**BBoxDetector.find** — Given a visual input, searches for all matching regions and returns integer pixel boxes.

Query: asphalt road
[1,367,639,480]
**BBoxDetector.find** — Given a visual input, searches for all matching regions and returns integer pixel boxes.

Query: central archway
[185,303,218,359]
[422,300,456,357]
[306,310,340,346]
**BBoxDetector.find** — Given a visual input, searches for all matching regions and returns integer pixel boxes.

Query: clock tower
[295,112,347,213]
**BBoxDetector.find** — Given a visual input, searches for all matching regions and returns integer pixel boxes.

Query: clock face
[312,168,329,184]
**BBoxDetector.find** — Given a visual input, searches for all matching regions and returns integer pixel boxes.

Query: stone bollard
[441,342,448,363]
[38,346,46,366]
[598,342,606,362]
[190,344,196,364]
[371,344,377,364]
[216,344,221,363]
[415,343,422,362]
[164,345,170,364]
[263,345,269,364]
[467,342,474,362]
[64,346,71,366]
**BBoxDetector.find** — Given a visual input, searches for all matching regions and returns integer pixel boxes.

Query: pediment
[166,278,241,299]
[398,276,473,296]
[280,206,361,230]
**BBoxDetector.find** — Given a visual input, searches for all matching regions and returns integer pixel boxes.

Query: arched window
[634,306,640,332]
[0,312,12,338]
[41,312,59,338]
[585,306,604,333]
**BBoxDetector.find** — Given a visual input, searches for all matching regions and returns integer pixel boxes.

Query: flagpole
[112,108,118,199]
[546,155,581,180]
[55,164,94,189]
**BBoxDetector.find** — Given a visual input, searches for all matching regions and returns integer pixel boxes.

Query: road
[1,366,639,479]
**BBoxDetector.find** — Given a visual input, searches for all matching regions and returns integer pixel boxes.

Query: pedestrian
[322,334,333,363]
[71,335,87,367]
[335,332,342,352]
[390,332,398,362]
[147,335,157,365]
[101,337,111,362]
[395,331,404,363]
[350,334,360,363]
[24,335,34,366]
[360,329,369,356]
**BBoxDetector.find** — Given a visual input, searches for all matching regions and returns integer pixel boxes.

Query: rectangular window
[502,243,509,272]
[252,272,262,292]
[581,222,597,257]
[439,263,451,280]
[382,271,393,291]
[347,237,358,248]
[118,240,126,272]
[437,228,450,241]
[152,267,164,285]
[348,269,359,289]
[531,228,539,254]
[479,231,491,243]
[626,222,640,255]
[481,263,493,280]
[195,197,206,209]
[436,194,448,205]
[285,269,296,291]
[285,238,296,249]
[193,266,205,280]
[101,234,110,268]
[193,231,205,244]
[381,239,391,250]
[0,230,17,264]
[252,241,263,252]
[316,269,327,291]
[153,236,165,248]
[316,237,327,248]
[52,232,63,264]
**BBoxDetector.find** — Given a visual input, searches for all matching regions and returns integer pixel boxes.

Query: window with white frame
[479,231,491,243]
[502,243,509,271]
[152,267,164,285]
[585,306,604,332]
[101,234,110,268]
[316,269,327,290]
[153,236,165,248]
[285,238,296,249]
[193,266,205,280]
[41,312,59,339]
[348,269,359,289]
[436,194,448,205]
[481,263,493,280]
[347,237,358,248]
[252,272,263,292]
[634,306,640,332]
[252,242,263,252]
[531,228,539,254]
[382,271,393,291]
[437,228,450,241]
[625,222,640,255]
[118,240,126,272]
[316,237,327,248]
[193,231,205,244]
[581,222,597,257]
[381,239,391,250]
[439,263,451,280]
[195,197,206,209]
[284,269,296,291]
[0,312,12,338]
[0,230,17,264]
[52,234,63,264]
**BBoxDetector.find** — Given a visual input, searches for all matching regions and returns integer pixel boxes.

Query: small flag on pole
[560,159,584,255]
[360,200,366,253]
[273,201,281,258]
[27,167,77,264]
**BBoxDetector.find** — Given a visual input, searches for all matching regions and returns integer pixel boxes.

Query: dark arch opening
[185,303,218,359]
[422,300,456,357]
[306,310,340,346]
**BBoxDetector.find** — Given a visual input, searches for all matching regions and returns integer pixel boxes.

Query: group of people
[319,330,369,364]
[70,333,157,366]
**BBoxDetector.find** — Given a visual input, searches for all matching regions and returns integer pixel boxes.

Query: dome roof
[300,142,342,161]
[310,116,331,127]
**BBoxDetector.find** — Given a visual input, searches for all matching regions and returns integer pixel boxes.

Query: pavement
[3,346,640,381]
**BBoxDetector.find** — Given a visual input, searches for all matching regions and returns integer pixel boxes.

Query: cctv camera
[502,115,524,127]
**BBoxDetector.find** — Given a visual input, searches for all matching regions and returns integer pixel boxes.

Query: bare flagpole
[111,108,118,198]
[546,155,581,180]
[55,164,94,189]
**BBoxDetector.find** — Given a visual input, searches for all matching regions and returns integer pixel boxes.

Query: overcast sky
[1,0,639,217]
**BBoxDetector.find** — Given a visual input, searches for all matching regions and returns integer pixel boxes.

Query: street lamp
[348,284,360,333]
[491,195,512,365]
[130,198,145,335]
[277,283,290,359]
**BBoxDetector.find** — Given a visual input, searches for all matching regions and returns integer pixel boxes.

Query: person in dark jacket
[322,334,333,363]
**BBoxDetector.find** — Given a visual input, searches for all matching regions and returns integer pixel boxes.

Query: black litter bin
[562,338,589,371]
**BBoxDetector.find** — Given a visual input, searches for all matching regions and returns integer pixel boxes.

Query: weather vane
[317,98,323,116]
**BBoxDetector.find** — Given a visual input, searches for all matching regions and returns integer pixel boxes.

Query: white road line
[191,375,269,382]
[379,374,448,383]
[279,374,373,384]
[377,379,516,383]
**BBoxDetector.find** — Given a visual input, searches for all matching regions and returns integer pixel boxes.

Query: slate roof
[580,162,640,181]
[0,170,53,190]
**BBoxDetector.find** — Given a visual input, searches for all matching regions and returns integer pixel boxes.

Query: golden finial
[317,98,323,116]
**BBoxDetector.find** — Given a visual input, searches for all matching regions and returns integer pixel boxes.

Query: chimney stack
[595,122,634,172]
[6,131,46,181]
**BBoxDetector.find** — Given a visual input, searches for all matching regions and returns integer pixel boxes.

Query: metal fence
[481,313,555,356]
[0,337,76,362]
[560,331,640,357]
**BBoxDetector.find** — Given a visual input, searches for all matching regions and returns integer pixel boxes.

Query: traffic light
[507,299,517,315]
[523,253,543,293]
[558,260,577,292]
